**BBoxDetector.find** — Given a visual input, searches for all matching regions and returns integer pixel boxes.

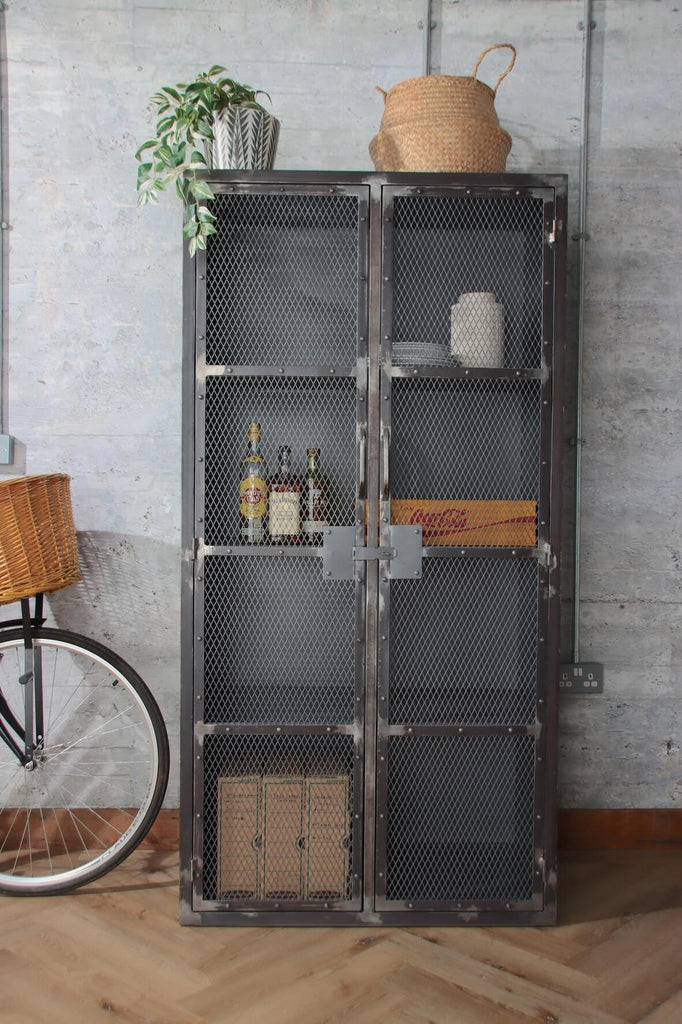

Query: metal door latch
[353,546,395,561]
[323,526,422,580]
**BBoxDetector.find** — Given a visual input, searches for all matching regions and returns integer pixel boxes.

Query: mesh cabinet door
[375,184,562,919]
[189,184,370,916]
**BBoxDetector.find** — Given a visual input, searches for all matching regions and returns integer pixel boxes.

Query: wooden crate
[306,776,350,899]
[391,498,537,546]
[216,776,261,899]
[216,775,351,901]
[261,777,306,899]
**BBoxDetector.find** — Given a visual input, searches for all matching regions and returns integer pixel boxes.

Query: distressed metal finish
[180,171,567,927]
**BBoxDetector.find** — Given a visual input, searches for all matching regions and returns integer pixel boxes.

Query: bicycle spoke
[0,805,21,855]
[41,704,146,763]
[49,806,73,872]
[38,807,54,876]
[0,631,168,894]
[16,811,31,878]
[42,654,112,746]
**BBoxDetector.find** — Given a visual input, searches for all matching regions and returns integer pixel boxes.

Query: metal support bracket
[323,525,422,580]
[388,525,422,579]
[322,527,356,580]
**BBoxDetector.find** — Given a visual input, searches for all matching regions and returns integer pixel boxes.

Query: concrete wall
[1,0,680,808]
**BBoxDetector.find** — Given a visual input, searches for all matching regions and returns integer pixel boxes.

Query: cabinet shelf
[388,191,546,370]
[205,364,359,379]
[198,723,358,735]
[202,374,357,548]
[203,544,328,556]
[204,189,366,368]
[421,545,541,558]
[390,364,544,379]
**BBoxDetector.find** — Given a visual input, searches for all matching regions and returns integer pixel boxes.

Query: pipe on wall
[420,0,434,75]
[0,3,6,435]
[572,0,594,662]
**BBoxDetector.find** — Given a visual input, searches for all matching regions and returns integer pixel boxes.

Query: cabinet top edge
[198,169,568,193]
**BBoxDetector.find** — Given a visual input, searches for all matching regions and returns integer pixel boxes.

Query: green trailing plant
[135,65,272,256]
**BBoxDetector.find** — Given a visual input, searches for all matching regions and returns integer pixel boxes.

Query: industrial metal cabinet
[180,171,567,926]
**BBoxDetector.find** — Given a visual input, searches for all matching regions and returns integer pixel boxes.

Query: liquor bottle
[268,445,300,544]
[301,447,329,542]
[238,422,268,544]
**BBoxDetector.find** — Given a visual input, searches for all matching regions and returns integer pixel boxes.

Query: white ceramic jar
[450,292,505,368]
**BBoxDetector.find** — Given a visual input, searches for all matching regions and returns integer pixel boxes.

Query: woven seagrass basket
[0,473,82,605]
[369,43,516,173]
[370,118,512,174]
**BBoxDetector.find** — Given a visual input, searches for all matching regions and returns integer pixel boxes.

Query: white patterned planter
[204,107,280,171]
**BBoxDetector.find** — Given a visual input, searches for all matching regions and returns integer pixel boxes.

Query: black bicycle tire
[0,627,170,895]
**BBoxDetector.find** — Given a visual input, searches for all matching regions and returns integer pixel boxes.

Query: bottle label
[306,485,321,522]
[239,476,267,519]
[269,491,300,536]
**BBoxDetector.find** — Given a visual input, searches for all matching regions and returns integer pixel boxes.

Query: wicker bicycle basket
[0,473,82,605]
[369,43,516,173]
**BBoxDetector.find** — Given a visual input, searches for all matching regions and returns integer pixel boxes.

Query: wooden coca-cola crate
[391,498,537,547]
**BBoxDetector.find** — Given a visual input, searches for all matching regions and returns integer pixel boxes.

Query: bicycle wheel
[0,628,169,895]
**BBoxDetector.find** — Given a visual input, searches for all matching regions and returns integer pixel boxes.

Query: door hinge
[547,219,562,247]
[540,543,556,570]
[185,538,200,563]
[537,855,546,884]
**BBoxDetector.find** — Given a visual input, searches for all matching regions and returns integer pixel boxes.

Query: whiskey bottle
[268,445,300,544]
[301,447,329,542]
[238,422,268,544]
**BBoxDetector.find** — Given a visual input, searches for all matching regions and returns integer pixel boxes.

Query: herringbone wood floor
[1,850,680,1023]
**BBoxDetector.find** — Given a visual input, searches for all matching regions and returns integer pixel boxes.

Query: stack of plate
[392,342,461,367]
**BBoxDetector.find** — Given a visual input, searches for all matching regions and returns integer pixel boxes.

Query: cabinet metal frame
[180,171,567,927]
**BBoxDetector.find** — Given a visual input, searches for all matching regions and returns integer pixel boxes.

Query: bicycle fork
[0,595,45,769]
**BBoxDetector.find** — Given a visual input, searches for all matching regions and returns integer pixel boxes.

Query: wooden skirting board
[558,808,682,851]
[143,808,682,852]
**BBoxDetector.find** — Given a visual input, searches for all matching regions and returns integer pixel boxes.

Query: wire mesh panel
[390,192,545,368]
[203,375,357,546]
[382,733,536,904]
[390,377,541,545]
[205,191,361,366]
[201,733,357,906]
[202,555,356,725]
[388,558,539,725]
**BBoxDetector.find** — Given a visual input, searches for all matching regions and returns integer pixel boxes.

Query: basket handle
[375,86,388,103]
[472,43,516,95]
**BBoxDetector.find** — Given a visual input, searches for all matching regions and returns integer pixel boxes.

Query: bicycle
[0,474,169,895]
